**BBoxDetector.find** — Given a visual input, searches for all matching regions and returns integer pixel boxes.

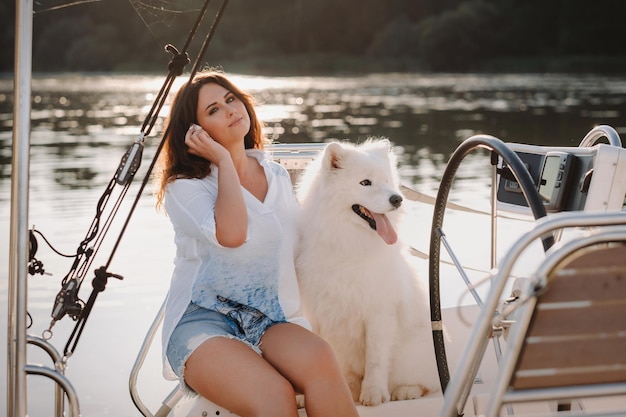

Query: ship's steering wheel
[427,135,553,395]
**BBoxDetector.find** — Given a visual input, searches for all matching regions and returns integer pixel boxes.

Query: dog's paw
[359,385,390,406]
[391,384,428,401]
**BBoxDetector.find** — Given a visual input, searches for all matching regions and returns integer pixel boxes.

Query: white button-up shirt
[161,149,309,379]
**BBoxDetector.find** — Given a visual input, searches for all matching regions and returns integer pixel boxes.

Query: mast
[8,0,33,415]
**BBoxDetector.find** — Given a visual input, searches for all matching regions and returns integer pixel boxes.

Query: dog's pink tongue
[373,213,397,245]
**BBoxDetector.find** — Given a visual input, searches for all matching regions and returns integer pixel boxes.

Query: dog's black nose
[389,194,403,208]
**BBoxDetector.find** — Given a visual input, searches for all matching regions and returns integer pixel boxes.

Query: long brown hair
[155,70,265,209]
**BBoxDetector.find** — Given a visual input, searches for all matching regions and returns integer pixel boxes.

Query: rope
[49,0,230,357]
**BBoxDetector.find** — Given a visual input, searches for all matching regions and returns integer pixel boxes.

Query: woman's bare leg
[261,323,359,417]
[184,336,299,417]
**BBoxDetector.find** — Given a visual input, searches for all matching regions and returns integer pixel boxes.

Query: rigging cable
[64,0,230,358]
[38,0,229,357]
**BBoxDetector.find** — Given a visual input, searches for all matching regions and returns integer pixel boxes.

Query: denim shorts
[166,299,283,389]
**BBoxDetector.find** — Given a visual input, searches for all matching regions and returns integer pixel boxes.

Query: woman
[155,69,359,417]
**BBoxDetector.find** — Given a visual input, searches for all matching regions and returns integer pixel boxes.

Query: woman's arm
[185,126,247,247]
[212,155,247,247]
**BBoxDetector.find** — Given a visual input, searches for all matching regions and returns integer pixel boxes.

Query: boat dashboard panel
[497,143,626,215]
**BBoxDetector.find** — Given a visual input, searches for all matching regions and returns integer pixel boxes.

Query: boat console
[496,126,626,215]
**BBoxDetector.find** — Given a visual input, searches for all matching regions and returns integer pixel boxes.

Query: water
[1,72,626,416]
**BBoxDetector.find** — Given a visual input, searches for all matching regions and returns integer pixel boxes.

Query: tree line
[2,0,626,74]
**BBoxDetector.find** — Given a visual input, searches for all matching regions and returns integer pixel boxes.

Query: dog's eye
[360,179,372,186]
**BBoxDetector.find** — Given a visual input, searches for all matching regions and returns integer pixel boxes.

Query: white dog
[294,138,440,406]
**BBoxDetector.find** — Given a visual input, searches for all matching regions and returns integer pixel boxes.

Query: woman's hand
[185,124,230,166]
[186,124,247,247]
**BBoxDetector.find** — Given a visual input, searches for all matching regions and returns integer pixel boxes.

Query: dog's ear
[323,142,346,170]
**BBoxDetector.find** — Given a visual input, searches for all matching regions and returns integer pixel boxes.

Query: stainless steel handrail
[9,1,32,415]
[27,336,68,417]
[579,124,622,148]
[129,299,185,417]
[25,365,80,417]
[10,2,82,416]
[438,210,626,417]
[488,228,626,417]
